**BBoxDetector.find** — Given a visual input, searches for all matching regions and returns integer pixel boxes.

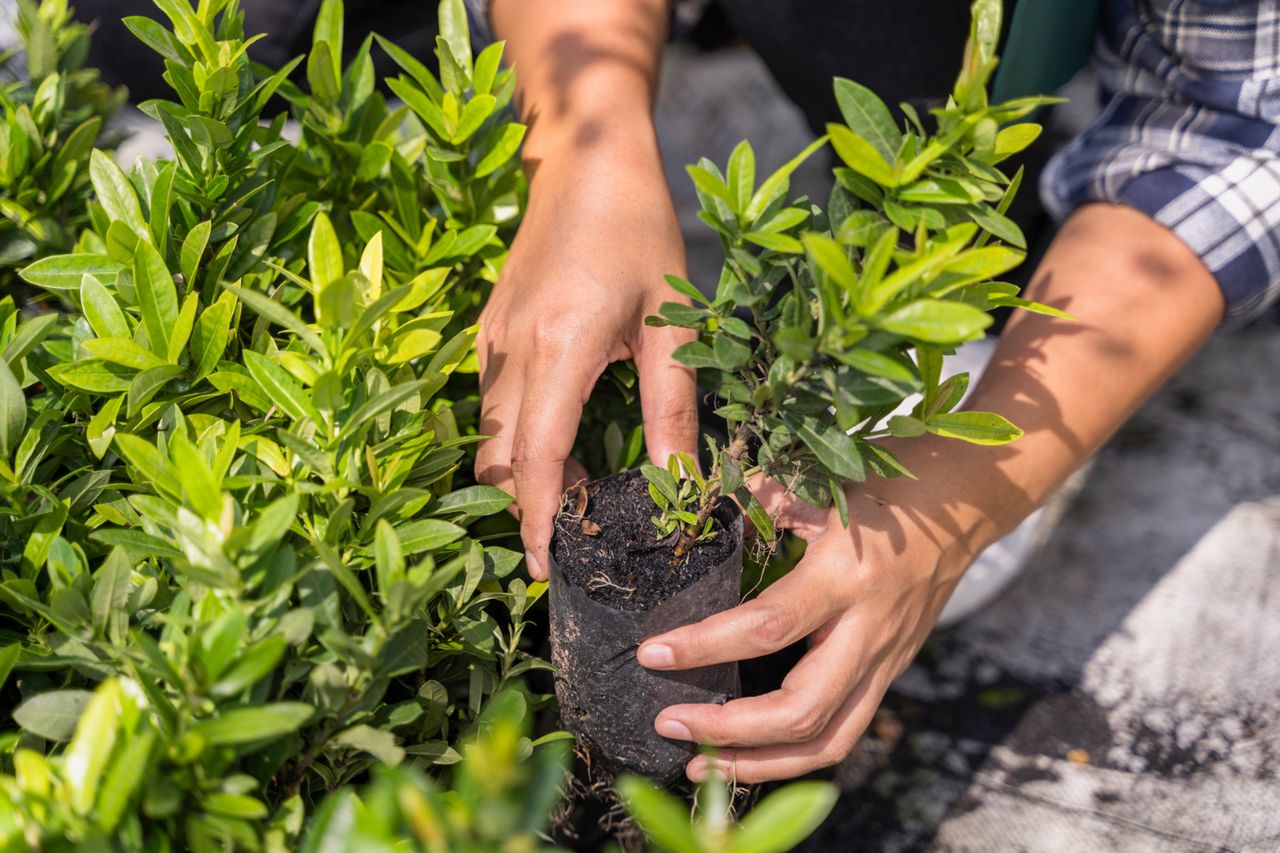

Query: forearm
[857,204,1224,574]
[491,0,670,170]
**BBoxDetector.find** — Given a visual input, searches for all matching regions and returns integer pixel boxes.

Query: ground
[655,44,1280,852]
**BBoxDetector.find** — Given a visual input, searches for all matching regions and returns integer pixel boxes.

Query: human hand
[475,147,699,581]
[635,479,964,783]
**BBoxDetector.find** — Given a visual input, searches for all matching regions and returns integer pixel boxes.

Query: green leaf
[834,78,902,162]
[90,547,133,640]
[211,636,287,698]
[787,416,866,482]
[333,724,405,766]
[48,360,135,393]
[228,284,325,357]
[133,240,178,359]
[736,486,775,543]
[969,206,1026,249]
[687,164,733,206]
[80,337,167,371]
[0,358,25,460]
[190,703,314,745]
[21,254,125,292]
[308,212,345,292]
[374,519,405,596]
[671,341,719,370]
[727,782,839,853]
[90,150,146,234]
[314,0,344,85]
[344,378,443,433]
[397,519,466,556]
[475,122,526,178]
[877,300,993,343]
[433,486,514,519]
[169,434,221,520]
[641,465,680,505]
[244,350,322,424]
[663,274,709,306]
[616,776,699,853]
[713,333,752,370]
[473,41,505,95]
[727,139,756,213]
[180,221,211,287]
[114,433,182,499]
[0,644,19,693]
[81,274,130,339]
[925,411,1023,445]
[150,162,176,252]
[191,292,235,380]
[94,728,155,833]
[803,233,857,293]
[836,349,918,384]
[827,124,897,188]
[837,210,889,246]
[168,293,199,364]
[992,122,1042,161]
[12,689,94,742]
[438,0,473,81]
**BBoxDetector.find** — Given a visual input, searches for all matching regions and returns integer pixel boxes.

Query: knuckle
[787,697,830,742]
[648,403,699,436]
[816,738,855,769]
[748,604,796,650]
[529,318,581,357]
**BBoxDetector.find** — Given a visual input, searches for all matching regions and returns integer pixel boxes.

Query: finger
[635,320,699,468]
[654,616,866,748]
[685,672,883,784]
[512,347,606,581]
[637,563,847,670]
[476,336,522,500]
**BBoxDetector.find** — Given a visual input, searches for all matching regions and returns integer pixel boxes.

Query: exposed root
[585,572,635,598]
[556,481,602,535]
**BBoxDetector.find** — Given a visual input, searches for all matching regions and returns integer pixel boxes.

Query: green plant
[300,691,569,853]
[643,453,717,544]
[645,0,1066,557]
[0,0,126,280]
[618,769,838,853]
[1,0,555,848]
[277,0,526,325]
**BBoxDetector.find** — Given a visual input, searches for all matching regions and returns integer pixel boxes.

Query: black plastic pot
[549,471,744,783]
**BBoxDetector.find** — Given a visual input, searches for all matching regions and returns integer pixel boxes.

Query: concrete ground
[655,45,1280,853]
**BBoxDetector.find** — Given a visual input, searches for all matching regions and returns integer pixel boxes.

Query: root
[556,481,602,536]
[585,572,635,598]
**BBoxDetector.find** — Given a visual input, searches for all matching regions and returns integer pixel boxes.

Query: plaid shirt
[1043,0,1280,322]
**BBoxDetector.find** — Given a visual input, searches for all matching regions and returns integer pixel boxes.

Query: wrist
[523,108,663,185]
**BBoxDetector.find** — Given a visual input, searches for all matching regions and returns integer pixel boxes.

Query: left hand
[636,480,964,783]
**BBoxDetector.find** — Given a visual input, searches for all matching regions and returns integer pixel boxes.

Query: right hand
[475,145,700,581]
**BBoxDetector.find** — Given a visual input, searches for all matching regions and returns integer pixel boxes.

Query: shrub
[1,0,556,848]
[644,0,1066,552]
[0,0,126,282]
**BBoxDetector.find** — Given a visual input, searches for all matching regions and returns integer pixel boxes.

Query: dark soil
[552,470,736,611]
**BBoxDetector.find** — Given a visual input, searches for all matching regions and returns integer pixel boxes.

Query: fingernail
[686,757,716,783]
[655,716,692,742]
[525,551,545,579]
[637,643,675,669]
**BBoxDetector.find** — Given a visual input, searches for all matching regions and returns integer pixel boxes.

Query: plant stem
[673,423,752,559]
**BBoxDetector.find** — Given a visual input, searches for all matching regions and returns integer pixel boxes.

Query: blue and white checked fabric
[1043,0,1280,321]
